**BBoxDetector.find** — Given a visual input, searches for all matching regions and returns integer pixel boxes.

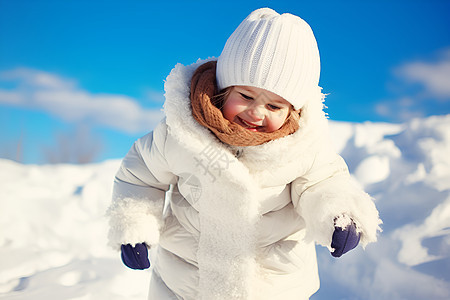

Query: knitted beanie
[216,7,321,110]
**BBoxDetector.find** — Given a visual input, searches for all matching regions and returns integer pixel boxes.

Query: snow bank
[314,115,450,300]
[0,160,151,299]
[1,114,449,299]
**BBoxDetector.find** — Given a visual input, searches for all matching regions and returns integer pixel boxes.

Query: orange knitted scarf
[190,61,300,147]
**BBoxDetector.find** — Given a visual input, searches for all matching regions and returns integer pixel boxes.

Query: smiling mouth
[237,117,262,131]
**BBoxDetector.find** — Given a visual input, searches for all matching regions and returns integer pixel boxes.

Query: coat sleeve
[107,120,176,250]
[291,149,381,249]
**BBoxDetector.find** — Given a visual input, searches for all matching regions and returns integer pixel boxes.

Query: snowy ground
[1,115,449,300]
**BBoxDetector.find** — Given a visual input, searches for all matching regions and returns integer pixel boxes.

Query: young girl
[107,8,381,300]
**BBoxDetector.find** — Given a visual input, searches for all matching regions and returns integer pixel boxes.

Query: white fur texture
[334,214,353,229]
[298,176,382,249]
[107,197,164,250]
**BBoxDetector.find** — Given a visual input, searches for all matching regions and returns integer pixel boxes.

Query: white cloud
[375,48,450,121]
[0,68,164,134]
[0,68,76,89]
[374,97,425,122]
[395,48,450,100]
[0,89,24,105]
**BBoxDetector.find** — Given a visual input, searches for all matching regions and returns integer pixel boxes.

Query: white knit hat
[216,8,321,110]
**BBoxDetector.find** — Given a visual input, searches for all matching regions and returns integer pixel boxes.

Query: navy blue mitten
[121,243,150,270]
[331,217,361,258]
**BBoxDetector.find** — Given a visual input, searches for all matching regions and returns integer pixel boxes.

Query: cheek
[222,97,244,122]
[266,112,290,132]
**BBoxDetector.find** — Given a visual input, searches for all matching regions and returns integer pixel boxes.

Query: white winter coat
[107,59,381,300]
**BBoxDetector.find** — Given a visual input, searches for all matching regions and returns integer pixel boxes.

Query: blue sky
[1,0,449,164]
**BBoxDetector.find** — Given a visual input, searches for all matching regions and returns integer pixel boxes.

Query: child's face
[222,86,292,133]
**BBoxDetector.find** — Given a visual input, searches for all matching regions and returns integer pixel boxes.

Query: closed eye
[239,93,253,100]
[267,104,281,110]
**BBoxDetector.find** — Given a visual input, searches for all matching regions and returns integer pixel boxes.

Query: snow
[1,114,450,299]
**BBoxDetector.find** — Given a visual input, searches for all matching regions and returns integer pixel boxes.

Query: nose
[247,104,264,121]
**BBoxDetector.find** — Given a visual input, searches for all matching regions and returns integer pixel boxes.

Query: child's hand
[331,215,360,258]
[121,243,150,270]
